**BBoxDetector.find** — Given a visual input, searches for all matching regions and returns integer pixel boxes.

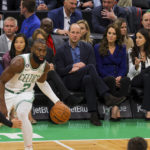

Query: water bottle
[104,106,111,121]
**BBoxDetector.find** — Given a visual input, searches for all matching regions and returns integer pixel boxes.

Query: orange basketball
[50,102,71,124]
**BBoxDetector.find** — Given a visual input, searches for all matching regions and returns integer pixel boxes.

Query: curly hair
[130,28,150,64]
[99,23,123,56]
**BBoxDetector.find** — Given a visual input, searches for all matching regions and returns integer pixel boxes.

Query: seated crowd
[1,0,150,127]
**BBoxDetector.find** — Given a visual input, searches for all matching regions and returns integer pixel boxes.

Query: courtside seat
[33,90,133,120]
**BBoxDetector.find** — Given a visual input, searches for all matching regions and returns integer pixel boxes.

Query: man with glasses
[92,0,126,33]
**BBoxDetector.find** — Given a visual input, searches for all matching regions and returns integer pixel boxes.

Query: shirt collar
[63,7,71,19]
[68,40,80,48]
[5,34,12,42]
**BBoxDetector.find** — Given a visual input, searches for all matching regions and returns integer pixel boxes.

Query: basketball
[50,102,71,124]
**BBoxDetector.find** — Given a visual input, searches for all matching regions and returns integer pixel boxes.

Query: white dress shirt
[6,36,12,51]
[127,49,150,80]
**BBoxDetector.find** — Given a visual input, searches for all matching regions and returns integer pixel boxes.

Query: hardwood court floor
[0,119,150,150]
[0,139,150,150]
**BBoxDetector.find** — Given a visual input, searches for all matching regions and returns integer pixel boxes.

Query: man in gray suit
[0,17,18,53]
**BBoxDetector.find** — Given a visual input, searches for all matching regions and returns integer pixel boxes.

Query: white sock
[17,102,33,148]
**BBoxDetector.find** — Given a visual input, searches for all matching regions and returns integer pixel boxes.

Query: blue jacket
[94,44,127,78]
[48,7,82,30]
[92,5,127,34]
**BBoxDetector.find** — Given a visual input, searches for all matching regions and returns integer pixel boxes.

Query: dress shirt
[63,8,71,30]
[6,36,12,51]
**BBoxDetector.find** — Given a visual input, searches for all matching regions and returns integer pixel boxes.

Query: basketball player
[0,39,61,150]
[0,111,22,128]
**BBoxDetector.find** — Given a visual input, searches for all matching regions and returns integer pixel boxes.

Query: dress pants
[63,64,109,112]
[103,76,130,97]
[47,70,70,101]
[131,67,150,111]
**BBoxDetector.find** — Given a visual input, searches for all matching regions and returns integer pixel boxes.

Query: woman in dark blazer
[94,23,130,121]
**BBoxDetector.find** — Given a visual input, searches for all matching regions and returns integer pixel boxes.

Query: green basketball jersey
[5,54,46,94]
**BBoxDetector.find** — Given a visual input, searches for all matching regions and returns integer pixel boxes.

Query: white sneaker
[25,146,33,150]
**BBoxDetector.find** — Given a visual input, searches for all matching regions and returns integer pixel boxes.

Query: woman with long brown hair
[128,28,150,120]
[94,23,130,121]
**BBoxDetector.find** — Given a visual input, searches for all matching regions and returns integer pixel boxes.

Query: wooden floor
[0,139,150,150]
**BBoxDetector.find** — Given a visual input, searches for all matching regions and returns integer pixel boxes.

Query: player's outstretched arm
[0,56,24,116]
[37,62,60,104]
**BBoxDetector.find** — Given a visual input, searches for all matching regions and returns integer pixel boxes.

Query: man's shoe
[104,94,126,106]
[90,112,102,126]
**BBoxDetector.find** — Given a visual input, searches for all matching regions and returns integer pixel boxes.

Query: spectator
[77,19,93,44]
[40,18,65,55]
[127,29,150,120]
[127,137,147,150]
[0,17,18,53]
[48,0,82,35]
[20,0,41,38]
[92,0,126,34]
[94,23,130,120]
[36,0,57,11]
[55,23,125,126]
[2,33,28,71]
[142,12,150,32]
[114,18,134,51]
[31,28,81,107]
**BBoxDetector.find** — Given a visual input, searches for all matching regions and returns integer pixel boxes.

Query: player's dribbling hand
[12,118,22,129]
[55,101,64,105]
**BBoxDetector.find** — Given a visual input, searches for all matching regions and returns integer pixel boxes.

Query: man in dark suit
[55,23,125,126]
[48,0,82,35]
[92,0,126,34]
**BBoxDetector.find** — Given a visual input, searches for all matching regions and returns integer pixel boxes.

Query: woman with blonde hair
[77,19,93,44]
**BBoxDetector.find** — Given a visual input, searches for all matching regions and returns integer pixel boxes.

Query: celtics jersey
[5,54,46,94]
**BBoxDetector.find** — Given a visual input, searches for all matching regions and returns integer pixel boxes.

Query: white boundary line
[1,138,150,143]
[54,140,74,150]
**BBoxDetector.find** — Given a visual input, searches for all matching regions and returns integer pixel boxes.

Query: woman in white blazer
[128,28,150,120]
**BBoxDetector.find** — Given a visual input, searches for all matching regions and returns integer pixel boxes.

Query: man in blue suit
[48,0,82,35]
[92,0,126,34]
[55,23,125,126]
